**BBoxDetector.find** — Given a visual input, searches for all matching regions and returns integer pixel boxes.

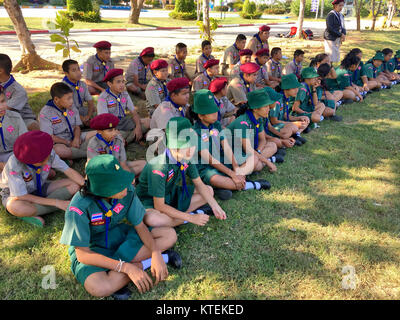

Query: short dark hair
[270,47,281,57]
[317,63,332,78]
[236,34,247,42]
[50,82,73,99]
[341,54,360,69]
[0,54,12,75]
[201,40,211,49]
[349,48,362,56]
[62,59,79,73]
[176,43,187,52]
[382,48,393,55]
[294,49,305,58]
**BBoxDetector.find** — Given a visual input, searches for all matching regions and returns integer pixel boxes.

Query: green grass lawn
[1,30,400,300]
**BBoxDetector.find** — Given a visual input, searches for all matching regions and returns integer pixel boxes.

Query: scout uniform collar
[254,33,264,45]
[202,53,211,61]
[174,56,185,76]
[96,133,114,154]
[239,73,251,93]
[0,116,6,150]
[165,96,185,117]
[95,54,109,76]
[271,59,281,74]
[152,75,168,97]
[26,163,44,197]
[138,56,149,83]
[245,110,261,150]
[0,75,15,90]
[63,76,82,107]
[203,70,212,82]
[165,148,190,200]
[255,58,262,66]
[47,99,74,140]
[96,197,118,248]
[105,88,125,119]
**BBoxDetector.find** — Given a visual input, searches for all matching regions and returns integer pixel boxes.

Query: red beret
[90,113,120,130]
[203,59,219,69]
[14,131,53,165]
[240,62,260,74]
[259,25,270,32]
[332,0,344,4]
[102,68,124,82]
[209,77,228,93]
[93,41,112,49]
[255,48,269,57]
[166,77,190,93]
[150,59,168,70]
[140,47,155,57]
[239,49,253,57]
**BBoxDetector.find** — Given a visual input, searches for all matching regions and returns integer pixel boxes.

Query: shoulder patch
[152,170,165,177]
[70,206,83,216]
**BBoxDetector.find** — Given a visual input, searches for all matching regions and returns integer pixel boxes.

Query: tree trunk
[203,0,211,41]
[296,0,306,39]
[354,0,363,31]
[4,0,59,73]
[129,0,144,24]
[371,0,382,30]
[386,0,396,27]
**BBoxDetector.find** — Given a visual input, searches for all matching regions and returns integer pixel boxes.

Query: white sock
[269,156,276,163]
[356,96,360,102]
[243,181,261,190]
[141,254,169,270]
[320,115,324,121]
[295,132,301,137]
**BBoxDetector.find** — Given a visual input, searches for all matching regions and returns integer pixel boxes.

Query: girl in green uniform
[347,48,379,91]
[60,155,181,298]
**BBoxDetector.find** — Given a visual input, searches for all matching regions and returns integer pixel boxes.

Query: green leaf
[70,45,81,53]
[50,34,66,44]
[55,43,65,52]
[63,48,69,58]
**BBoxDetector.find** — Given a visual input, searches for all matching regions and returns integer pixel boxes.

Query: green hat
[193,89,219,115]
[86,154,135,198]
[281,73,302,90]
[166,117,197,149]
[301,67,319,79]
[263,86,282,101]
[395,50,400,58]
[247,89,274,109]
[373,52,384,61]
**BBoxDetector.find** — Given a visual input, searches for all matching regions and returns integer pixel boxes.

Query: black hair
[187,106,199,124]
[50,82,73,99]
[79,179,101,199]
[348,48,362,56]
[176,43,187,52]
[62,59,79,73]
[0,54,12,75]
[310,53,329,67]
[341,54,360,70]
[235,102,250,118]
[294,49,305,58]
[270,47,281,57]
[382,48,393,55]
[201,40,211,49]
[236,34,247,42]
[317,63,331,78]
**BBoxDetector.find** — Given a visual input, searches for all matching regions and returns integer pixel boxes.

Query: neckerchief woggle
[1,75,15,91]
[47,100,74,140]
[0,116,6,150]
[165,96,185,117]
[96,198,118,249]
[245,110,260,150]
[240,73,251,93]
[138,57,148,83]
[174,56,185,77]
[166,148,189,200]
[96,133,114,154]
[27,164,43,197]
[106,89,125,120]
[303,83,315,109]
[95,54,108,77]
[63,76,82,107]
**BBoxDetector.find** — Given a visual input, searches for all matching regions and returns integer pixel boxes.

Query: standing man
[324,0,346,64]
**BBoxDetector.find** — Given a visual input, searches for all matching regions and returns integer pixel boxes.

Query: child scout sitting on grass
[126,47,155,98]
[227,89,279,174]
[192,59,219,92]
[83,41,115,95]
[347,48,379,92]
[0,54,39,131]
[0,90,28,172]
[137,117,227,228]
[190,89,271,201]
[283,49,304,80]
[168,43,191,82]
[221,34,247,77]
[254,48,274,89]
[246,25,270,58]
[266,47,283,89]
[227,62,259,107]
[97,68,149,144]
[87,114,146,176]
[195,40,215,75]
[150,77,190,131]
[380,48,400,83]
[62,59,95,128]
[231,49,253,77]
[145,59,169,117]
[208,77,236,127]
[365,52,392,89]
[0,131,84,227]
[60,154,182,299]
[39,83,96,161]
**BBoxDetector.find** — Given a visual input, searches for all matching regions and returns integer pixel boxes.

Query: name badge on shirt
[22,172,33,182]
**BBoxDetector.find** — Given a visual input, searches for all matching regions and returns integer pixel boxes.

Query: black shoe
[342,99,354,104]
[276,148,286,157]
[195,204,213,216]
[303,126,312,134]
[111,286,132,300]
[294,137,303,146]
[163,249,182,269]
[296,135,307,144]
[248,179,271,190]
[271,154,284,163]
[327,115,343,122]
[214,188,233,201]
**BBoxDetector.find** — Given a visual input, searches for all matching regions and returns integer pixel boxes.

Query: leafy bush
[214,5,229,12]
[49,0,66,5]
[264,8,286,14]
[227,1,243,12]
[291,0,332,17]
[240,0,262,19]
[67,0,93,12]
[170,0,196,20]
[165,4,175,10]
[360,7,369,18]
[64,10,102,22]
[169,11,198,20]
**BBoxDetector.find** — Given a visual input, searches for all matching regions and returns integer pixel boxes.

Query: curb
[0,21,295,36]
